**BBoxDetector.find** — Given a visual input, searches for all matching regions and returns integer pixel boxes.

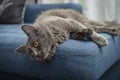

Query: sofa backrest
[24,3,82,23]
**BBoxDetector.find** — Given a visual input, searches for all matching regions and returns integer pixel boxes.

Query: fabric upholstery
[24,3,82,23]
[0,4,120,80]
[99,60,120,80]
[0,0,26,24]
[0,24,120,80]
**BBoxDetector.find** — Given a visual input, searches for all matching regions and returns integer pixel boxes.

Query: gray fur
[16,9,120,62]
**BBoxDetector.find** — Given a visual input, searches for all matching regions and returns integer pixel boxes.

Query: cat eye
[33,41,39,48]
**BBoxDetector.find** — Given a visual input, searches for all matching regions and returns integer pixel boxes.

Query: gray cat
[16,9,120,62]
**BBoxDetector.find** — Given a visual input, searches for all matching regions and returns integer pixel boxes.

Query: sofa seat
[0,24,120,80]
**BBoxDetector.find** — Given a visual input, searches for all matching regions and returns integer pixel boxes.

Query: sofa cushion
[24,3,82,23]
[0,0,26,24]
[0,24,120,80]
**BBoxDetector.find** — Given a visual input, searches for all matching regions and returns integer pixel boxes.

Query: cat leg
[91,21,120,36]
[93,25,120,36]
[70,28,93,40]
[68,19,93,33]
[47,43,58,60]
[88,31,108,47]
[88,20,106,26]
[69,29,108,47]
[67,18,94,39]
[99,27,120,36]
[70,27,108,47]
[45,30,70,61]
[67,19,108,46]
[105,21,120,36]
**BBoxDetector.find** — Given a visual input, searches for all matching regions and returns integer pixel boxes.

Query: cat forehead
[27,38,38,42]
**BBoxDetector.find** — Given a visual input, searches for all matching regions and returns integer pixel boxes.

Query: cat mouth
[42,52,49,59]
[30,52,51,62]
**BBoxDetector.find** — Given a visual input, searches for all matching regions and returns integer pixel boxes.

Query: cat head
[16,25,56,62]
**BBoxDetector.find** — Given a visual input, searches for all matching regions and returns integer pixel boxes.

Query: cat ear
[22,25,37,37]
[16,45,26,53]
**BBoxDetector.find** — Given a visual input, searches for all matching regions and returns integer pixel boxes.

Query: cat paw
[97,35,108,47]
[108,27,120,36]
[97,36,108,47]
[90,21,105,26]
[90,34,108,47]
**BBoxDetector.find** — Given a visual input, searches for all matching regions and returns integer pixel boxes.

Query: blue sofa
[0,3,120,80]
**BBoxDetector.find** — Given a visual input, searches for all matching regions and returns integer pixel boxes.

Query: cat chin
[28,53,53,63]
[36,57,52,63]
[42,52,49,59]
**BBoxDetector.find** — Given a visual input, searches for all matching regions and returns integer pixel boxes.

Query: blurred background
[26,0,120,24]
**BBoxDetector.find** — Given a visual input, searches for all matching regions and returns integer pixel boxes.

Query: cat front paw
[98,37,108,47]
[90,34,108,47]
[95,35,108,47]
